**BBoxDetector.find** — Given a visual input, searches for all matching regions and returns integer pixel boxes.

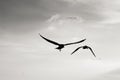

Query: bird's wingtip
[38,33,42,37]
[71,53,73,55]
[94,55,97,57]
[84,38,86,41]
[80,38,86,42]
[71,52,75,55]
[38,33,41,35]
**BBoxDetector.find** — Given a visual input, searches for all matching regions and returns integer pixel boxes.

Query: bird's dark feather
[39,34,60,45]
[71,47,82,55]
[64,39,86,46]
[88,47,96,57]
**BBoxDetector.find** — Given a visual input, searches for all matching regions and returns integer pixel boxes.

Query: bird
[39,33,86,51]
[71,45,96,57]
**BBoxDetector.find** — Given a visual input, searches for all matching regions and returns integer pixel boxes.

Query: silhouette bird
[39,33,86,51]
[71,45,96,57]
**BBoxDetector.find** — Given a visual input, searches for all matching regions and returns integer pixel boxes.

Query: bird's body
[71,45,96,57]
[55,44,64,51]
[39,33,86,51]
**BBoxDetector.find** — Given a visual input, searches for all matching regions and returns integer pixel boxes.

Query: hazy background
[1,0,120,80]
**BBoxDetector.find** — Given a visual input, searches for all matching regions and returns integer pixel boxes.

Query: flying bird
[71,45,96,57]
[39,33,86,51]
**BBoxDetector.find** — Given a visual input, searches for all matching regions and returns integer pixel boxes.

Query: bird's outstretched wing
[71,47,82,55]
[39,34,60,45]
[88,47,96,57]
[64,39,86,46]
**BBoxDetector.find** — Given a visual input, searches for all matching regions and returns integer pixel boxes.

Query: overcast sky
[1,0,120,80]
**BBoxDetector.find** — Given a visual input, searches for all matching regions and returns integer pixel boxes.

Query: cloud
[1,0,114,34]
[45,14,84,33]
[47,14,83,24]
[62,0,83,5]
[62,0,120,24]
[100,12,120,24]
[40,14,87,41]
[97,0,120,24]
[0,0,105,23]
[62,0,93,5]
[47,14,61,23]
[1,0,120,35]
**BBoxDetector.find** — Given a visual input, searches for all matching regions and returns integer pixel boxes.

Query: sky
[1,0,120,80]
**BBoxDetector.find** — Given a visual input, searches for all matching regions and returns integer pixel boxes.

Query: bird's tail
[55,47,61,52]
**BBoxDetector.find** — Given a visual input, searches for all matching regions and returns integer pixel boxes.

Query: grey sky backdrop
[1,0,120,80]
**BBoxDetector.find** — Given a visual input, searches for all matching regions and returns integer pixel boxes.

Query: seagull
[71,45,96,57]
[39,33,86,51]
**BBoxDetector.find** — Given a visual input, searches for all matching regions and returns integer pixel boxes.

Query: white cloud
[62,0,91,4]
[62,0,120,24]
[47,14,83,24]
[47,14,61,23]
[45,14,84,35]
[45,14,84,33]
[62,0,81,5]
[42,14,85,40]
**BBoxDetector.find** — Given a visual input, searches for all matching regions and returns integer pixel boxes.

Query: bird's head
[83,45,89,49]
